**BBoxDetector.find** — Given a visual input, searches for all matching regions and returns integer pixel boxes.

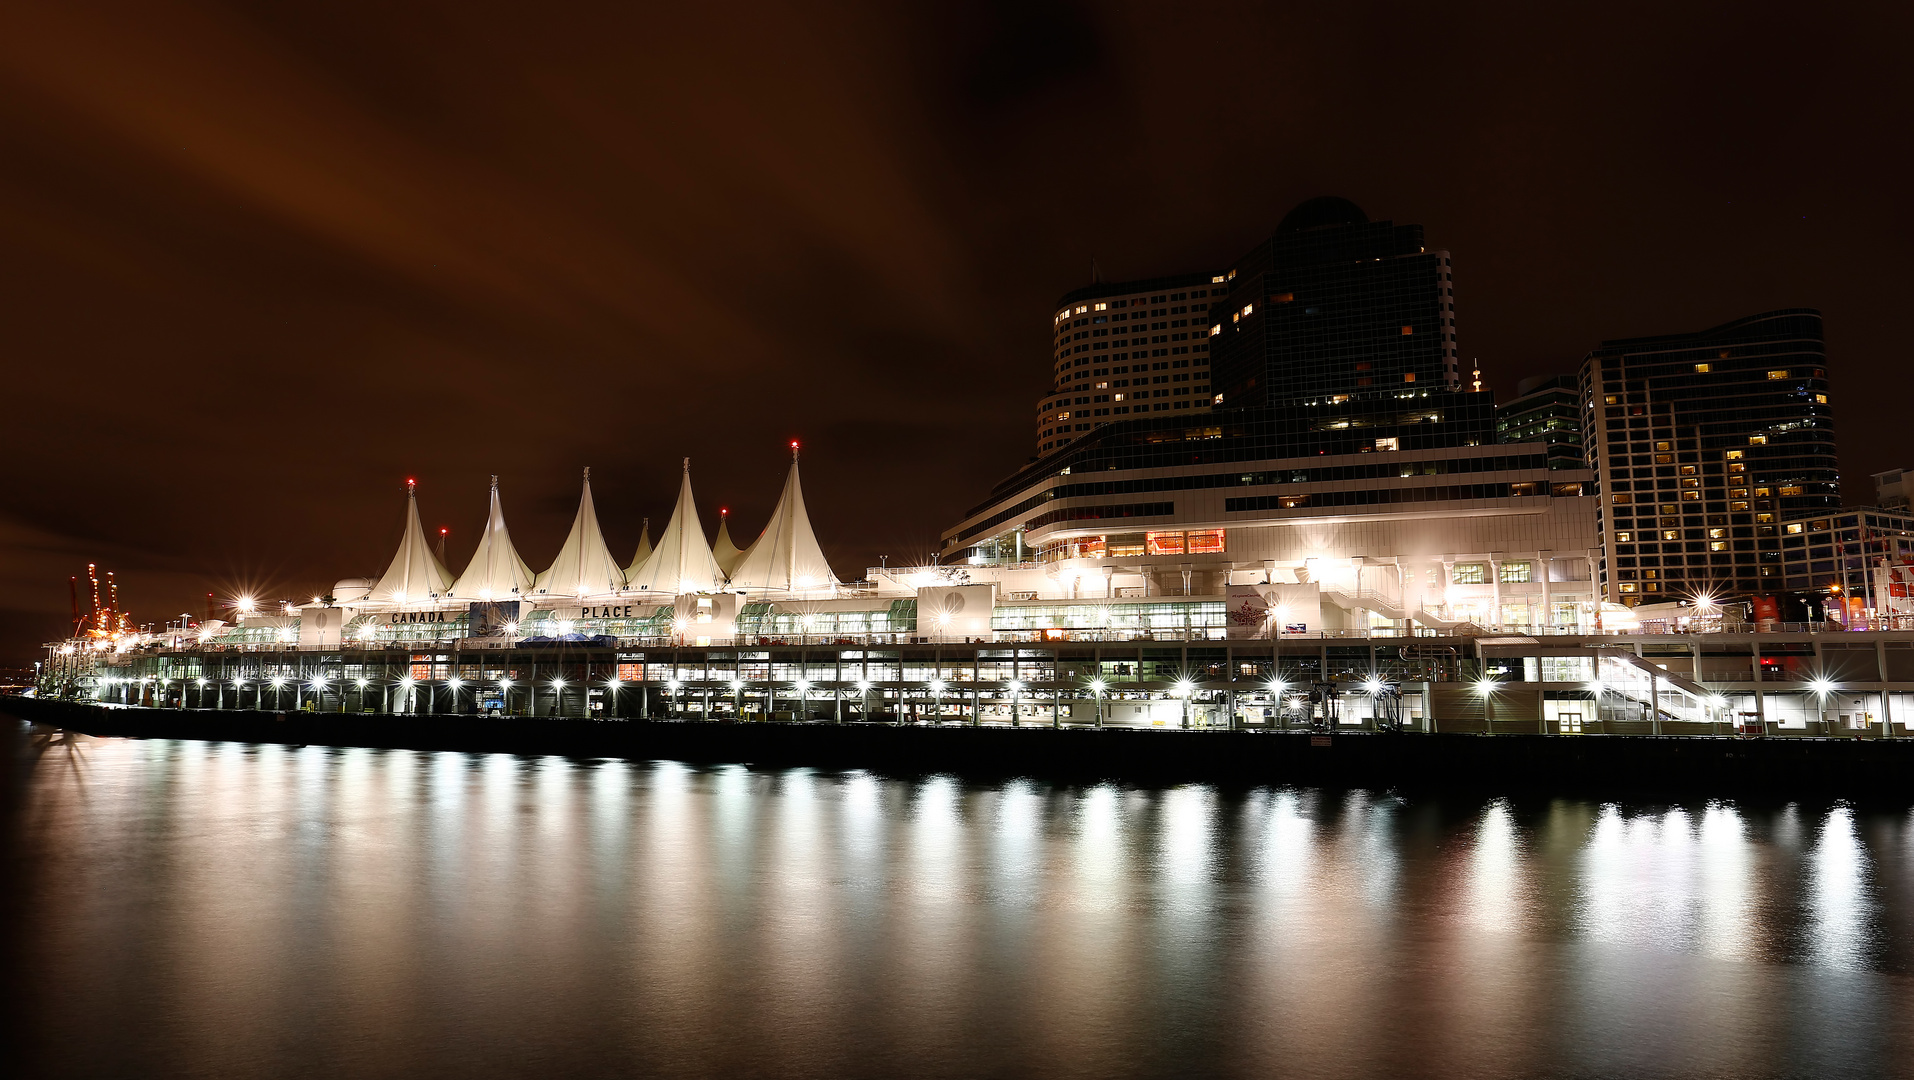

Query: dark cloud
[2,0,1910,659]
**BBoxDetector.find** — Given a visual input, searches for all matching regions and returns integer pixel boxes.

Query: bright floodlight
[666,678,681,690]
[497,678,513,689]
[1008,679,1024,693]
[929,679,946,694]
[196,678,207,687]
[550,678,566,689]
[445,677,463,689]
[797,680,812,693]
[1174,679,1194,696]
[1810,677,1835,696]
[1089,678,1106,694]
[729,678,744,690]
[399,677,414,688]
[1363,678,1383,694]
[504,622,519,635]
[356,678,369,688]
[606,679,621,690]
[270,676,286,688]
[1474,677,1497,696]
[1267,679,1287,695]
[856,679,872,692]
[310,675,329,687]
[1709,694,1727,707]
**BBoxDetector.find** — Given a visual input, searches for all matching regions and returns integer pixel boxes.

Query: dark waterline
[8,729,1914,1079]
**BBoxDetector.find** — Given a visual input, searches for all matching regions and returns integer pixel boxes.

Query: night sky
[3,1,1909,661]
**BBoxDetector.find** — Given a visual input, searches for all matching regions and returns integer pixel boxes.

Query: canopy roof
[535,468,627,598]
[370,480,453,604]
[729,447,838,593]
[625,459,726,594]
[712,510,744,576]
[448,476,536,600]
[628,517,652,574]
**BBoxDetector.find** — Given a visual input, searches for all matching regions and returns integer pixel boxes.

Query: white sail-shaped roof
[535,468,626,598]
[729,448,838,593]
[370,479,453,605]
[712,510,744,575]
[626,459,726,594]
[623,517,652,580]
[448,476,536,601]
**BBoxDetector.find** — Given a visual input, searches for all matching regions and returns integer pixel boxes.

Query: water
[9,733,1914,1078]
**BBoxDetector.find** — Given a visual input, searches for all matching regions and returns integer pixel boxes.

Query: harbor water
[9,729,1914,1078]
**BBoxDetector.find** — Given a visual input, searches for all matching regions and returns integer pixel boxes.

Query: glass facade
[1495,374,1584,470]
[1583,309,1837,602]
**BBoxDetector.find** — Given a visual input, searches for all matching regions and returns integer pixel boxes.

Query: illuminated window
[1094,302,1107,310]
[1400,325,1414,335]
[1749,435,1767,445]
[1655,454,1674,464]
[1186,529,1226,554]
[1644,582,1661,592]
[1807,519,1829,531]
[1615,531,1633,542]
[1612,493,1632,505]
[1780,485,1804,496]
[1681,491,1700,501]
[1679,465,1697,475]
[1373,436,1399,451]
[1499,561,1532,583]
[1330,394,1350,404]
[1145,531,1186,556]
[1450,563,1485,585]
[1663,530,1680,541]
[1510,482,1539,496]
[1767,370,1789,380]
[1604,395,1620,405]
[1729,488,1749,499]
[1695,363,1712,372]
[1816,393,1828,404]
[1709,541,1728,552]
[1681,478,1700,488]
[1655,442,1672,452]
[1620,582,1639,593]
[1753,487,1772,497]
[1707,528,1727,539]
[1731,501,1751,511]
[1726,450,1743,460]
[1728,461,1746,473]
[1661,505,1680,516]
[1076,305,1087,314]
[1786,522,1805,534]
[1756,514,1776,524]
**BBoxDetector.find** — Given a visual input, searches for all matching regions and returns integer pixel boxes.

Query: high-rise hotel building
[1580,309,1838,603]
[1035,273,1227,454]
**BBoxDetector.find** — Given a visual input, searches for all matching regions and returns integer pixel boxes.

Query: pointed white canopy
[370,479,453,605]
[624,517,652,580]
[449,475,536,601]
[712,510,744,575]
[625,459,726,594]
[534,468,627,598]
[729,447,838,593]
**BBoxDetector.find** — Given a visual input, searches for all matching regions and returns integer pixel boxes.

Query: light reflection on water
[12,735,1914,1079]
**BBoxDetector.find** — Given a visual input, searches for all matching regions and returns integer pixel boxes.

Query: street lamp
[1088,676,1106,728]
[1475,676,1498,732]
[797,679,812,722]
[498,677,513,716]
[1008,678,1024,727]
[1174,678,1195,729]
[929,678,945,724]
[856,678,872,722]
[550,677,567,718]
[1810,677,1835,733]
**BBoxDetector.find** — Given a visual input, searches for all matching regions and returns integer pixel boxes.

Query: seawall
[9,696,1914,799]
